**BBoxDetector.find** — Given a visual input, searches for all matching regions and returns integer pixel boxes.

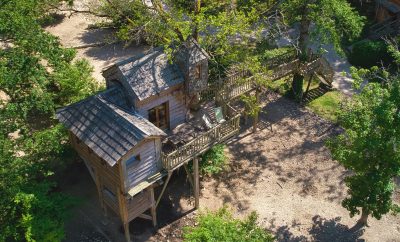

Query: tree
[0,0,98,240]
[327,77,400,227]
[92,0,272,78]
[281,0,365,99]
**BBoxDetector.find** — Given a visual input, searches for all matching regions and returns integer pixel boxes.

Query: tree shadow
[272,216,365,242]
[309,215,365,242]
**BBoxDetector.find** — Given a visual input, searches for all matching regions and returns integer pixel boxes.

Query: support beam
[303,73,315,101]
[183,163,194,188]
[156,171,173,208]
[193,157,200,209]
[149,186,157,227]
[123,222,131,242]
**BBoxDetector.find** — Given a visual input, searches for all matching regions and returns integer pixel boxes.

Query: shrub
[260,47,294,63]
[349,40,393,68]
[200,144,227,176]
[183,207,275,242]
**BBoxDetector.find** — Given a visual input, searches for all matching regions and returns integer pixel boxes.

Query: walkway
[276,29,355,96]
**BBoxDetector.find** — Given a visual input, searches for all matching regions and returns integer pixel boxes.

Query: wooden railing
[161,113,241,171]
[200,51,334,104]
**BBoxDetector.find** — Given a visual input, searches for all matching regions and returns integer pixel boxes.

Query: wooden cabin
[376,0,400,22]
[56,39,242,242]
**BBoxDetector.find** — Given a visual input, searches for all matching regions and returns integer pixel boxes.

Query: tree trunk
[357,208,369,227]
[299,2,312,58]
[192,0,201,41]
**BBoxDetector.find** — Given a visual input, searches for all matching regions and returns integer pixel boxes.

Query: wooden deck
[161,109,241,171]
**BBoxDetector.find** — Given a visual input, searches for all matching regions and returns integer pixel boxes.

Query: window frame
[194,64,202,79]
[148,102,169,130]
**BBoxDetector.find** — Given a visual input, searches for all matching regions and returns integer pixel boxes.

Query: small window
[195,64,202,79]
[103,186,117,202]
[126,155,140,169]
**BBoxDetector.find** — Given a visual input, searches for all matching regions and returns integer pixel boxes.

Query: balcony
[161,105,241,171]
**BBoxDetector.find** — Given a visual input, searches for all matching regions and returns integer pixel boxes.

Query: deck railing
[161,113,241,171]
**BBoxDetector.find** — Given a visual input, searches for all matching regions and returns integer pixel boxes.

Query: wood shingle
[56,87,166,166]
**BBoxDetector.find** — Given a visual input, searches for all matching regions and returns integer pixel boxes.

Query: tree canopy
[281,0,365,55]
[92,0,274,77]
[327,75,400,226]
[0,0,98,240]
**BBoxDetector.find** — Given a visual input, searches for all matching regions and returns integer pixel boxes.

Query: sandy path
[45,13,148,82]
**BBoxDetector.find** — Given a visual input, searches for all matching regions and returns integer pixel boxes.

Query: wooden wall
[69,132,121,216]
[186,59,209,94]
[120,138,162,192]
[136,88,187,130]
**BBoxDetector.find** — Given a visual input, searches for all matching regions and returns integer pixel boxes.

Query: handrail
[162,114,241,171]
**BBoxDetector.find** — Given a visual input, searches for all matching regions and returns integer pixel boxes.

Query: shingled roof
[56,87,166,166]
[113,49,185,101]
[175,37,210,70]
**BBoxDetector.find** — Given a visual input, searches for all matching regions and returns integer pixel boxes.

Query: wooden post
[149,186,157,227]
[193,157,200,209]
[183,163,194,188]
[303,73,314,102]
[156,171,173,208]
[253,88,260,133]
[123,222,131,242]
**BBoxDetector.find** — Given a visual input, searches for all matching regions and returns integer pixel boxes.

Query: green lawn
[307,91,342,122]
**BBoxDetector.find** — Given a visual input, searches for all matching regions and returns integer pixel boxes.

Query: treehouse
[56,38,241,242]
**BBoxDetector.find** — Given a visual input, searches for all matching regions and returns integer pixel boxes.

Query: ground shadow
[272,215,365,242]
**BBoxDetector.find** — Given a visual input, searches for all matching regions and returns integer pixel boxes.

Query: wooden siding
[121,139,162,192]
[126,188,153,222]
[186,59,208,94]
[136,90,187,130]
[69,131,121,215]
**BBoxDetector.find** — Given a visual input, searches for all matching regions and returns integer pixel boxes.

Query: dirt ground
[62,92,400,242]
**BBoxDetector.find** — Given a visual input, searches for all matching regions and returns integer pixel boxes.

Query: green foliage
[260,47,294,63]
[282,0,365,54]
[183,207,275,242]
[200,144,227,176]
[307,91,342,122]
[349,40,393,68]
[327,79,400,222]
[94,0,264,78]
[241,94,262,118]
[0,0,98,240]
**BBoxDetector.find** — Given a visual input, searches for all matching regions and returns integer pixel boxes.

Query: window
[148,102,169,130]
[126,155,140,170]
[195,64,202,79]
[103,186,117,202]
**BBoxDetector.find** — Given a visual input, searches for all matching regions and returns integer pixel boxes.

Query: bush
[200,144,227,176]
[183,207,275,242]
[349,40,393,68]
[260,47,294,63]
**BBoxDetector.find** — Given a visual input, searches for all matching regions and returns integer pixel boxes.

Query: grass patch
[307,91,342,122]
[183,207,274,242]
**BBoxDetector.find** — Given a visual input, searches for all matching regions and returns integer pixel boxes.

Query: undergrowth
[200,144,227,176]
[183,207,275,242]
